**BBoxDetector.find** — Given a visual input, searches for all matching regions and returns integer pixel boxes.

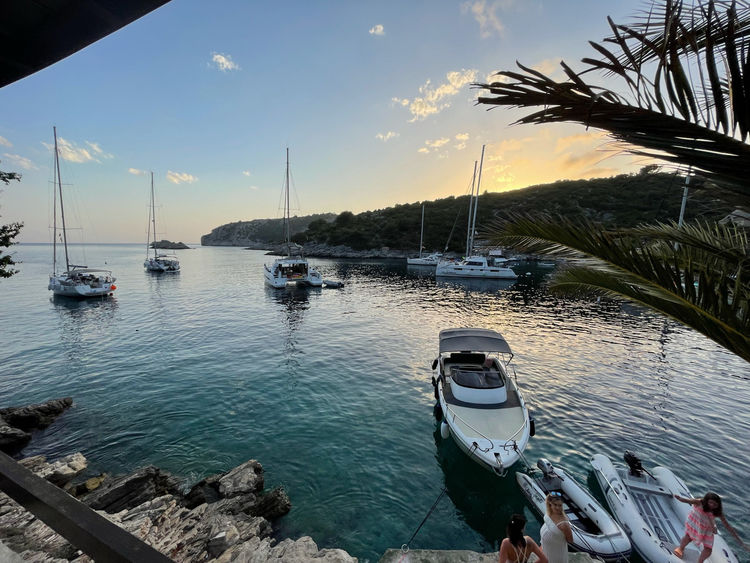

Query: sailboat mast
[466,161,477,257]
[53,127,71,272]
[418,204,425,258]
[150,171,157,259]
[469,144,485,255]
[285,148,291,257]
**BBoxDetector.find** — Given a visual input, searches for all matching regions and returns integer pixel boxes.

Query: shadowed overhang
[0,0,170,89]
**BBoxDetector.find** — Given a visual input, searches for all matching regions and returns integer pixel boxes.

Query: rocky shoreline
[217,241,420,260]
[0,398,355,562]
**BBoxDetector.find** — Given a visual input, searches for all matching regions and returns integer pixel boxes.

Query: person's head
[506,513,527,548]
[546,492,564,516]
[701,492,723,516]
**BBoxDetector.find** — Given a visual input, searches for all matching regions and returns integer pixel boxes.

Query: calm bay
[1,243,748,562]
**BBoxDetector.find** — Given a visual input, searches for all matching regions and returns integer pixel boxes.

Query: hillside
[201,169,734,252]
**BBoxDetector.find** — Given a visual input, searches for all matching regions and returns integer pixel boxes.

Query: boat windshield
[450,366,504,389]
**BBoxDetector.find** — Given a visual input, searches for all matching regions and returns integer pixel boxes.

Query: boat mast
[150,171,157,259]
[466,161,477,257]
[53,127,71,273]
[469,144,485,256]
[285,147,291,258]
[418,203,425,258]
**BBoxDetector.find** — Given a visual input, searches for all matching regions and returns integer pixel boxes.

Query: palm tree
[474,0,750,362]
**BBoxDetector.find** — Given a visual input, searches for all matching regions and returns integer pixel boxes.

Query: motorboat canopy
[439,328,512,357]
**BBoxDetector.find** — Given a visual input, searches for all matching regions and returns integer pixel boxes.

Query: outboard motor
[624,450,644,477]
[537,458,555,477]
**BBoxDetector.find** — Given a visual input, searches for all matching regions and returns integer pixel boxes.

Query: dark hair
[702,492,723,516]
[506,513,527,549]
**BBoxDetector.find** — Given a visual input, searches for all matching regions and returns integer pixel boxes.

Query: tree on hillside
[1,162,23,278]
[475,0,750,362]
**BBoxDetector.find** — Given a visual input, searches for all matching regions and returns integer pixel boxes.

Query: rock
[150,240,190,249]
[186,459,264,509]
[0,398,73,432]
[0,419,31,454]
[249,488,291,520]
[18,453,87,487]
[80,466,181,513]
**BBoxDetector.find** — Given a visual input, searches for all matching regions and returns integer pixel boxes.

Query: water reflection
[432,425,527,549]
[435,277,516,294]
[51,296,119,364]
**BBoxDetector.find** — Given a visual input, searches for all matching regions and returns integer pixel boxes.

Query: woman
[540,492,573,563]
[499,513,549,563]
[673,492,748,563]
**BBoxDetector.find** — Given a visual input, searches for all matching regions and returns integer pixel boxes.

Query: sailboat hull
[48,271,116,298]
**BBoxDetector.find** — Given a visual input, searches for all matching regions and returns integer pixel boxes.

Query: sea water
[1,244,748,562]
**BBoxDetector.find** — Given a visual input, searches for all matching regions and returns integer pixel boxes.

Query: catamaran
[47,127,117,298]
[264,148,323,288]
[144,171,180,272]
[436,146,517,280]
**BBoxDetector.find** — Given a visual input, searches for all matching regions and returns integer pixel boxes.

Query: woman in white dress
[540,492,573,563]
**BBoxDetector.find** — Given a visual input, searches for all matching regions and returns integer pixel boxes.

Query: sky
[0,0,649,244]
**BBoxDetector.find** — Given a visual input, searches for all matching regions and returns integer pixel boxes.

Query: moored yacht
[431,327,533,476]
[144,172,180,273]
[264,148,322,288]
[47,126,117,298]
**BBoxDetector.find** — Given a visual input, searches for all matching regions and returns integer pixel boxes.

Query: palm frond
[484,214,750,362]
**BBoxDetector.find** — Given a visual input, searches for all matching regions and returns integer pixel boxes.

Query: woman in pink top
[673,492,747,562]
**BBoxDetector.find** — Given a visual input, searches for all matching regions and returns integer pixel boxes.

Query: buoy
[440,421,450,439]
[111,285,117,290]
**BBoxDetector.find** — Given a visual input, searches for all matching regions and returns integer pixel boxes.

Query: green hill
[202,168,734,252]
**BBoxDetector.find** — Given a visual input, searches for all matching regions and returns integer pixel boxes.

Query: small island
[150,240,191,250]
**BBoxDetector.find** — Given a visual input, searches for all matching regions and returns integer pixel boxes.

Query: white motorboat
[590,451,739,563]
[47,127,117,298]
[144,171,180,273]
[436,255,518,279]
[264,148,322,289]
[431,328,533,476]
[407,204,442,266]
[436,146,517,280]
[517,458,631,561]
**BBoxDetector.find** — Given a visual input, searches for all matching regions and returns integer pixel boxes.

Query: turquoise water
[1,244,748,562]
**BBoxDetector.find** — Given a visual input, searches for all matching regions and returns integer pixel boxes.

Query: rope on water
[401,485,448,557]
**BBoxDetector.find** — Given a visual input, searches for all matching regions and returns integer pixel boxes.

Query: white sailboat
[144,172,180,272]
[48,127,117,298]
[264,148,322,288]
[436,146,518,280]
[407,204,442,266]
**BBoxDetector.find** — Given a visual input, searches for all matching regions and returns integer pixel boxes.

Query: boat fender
[440,421,450,439]
[433,404,443,421]
[529,416,535,437]
[431,358,438,370]
[537,458,554,476]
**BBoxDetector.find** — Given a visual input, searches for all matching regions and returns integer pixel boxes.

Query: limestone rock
[0,398,73,431]
[80,465,181,513]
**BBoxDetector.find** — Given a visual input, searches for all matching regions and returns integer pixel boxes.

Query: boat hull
[516,467,631,561]
[590,453,739,563]
[264,259,322,288]
[436,257,517,279]
[144,257,180,272]
[48,274,116,298]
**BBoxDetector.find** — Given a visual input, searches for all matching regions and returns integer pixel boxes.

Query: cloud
[42,137,112,163]
[376,131,399,142]
[166,171,198,184]
[559,149,610,172]
[454,132,469,150]
[462,0,508,38]
[249,185,259,191]
[417,147,430,154]
[369,24,385,36]
[242,170,252,177]
[211,52,240,72]
[426,138,450,149]
[2,153,36,170]
[555,132,606,153]
[393,69,478,122]
[532,58,562,78]
[129,168,148,176]
[0,136,12,147]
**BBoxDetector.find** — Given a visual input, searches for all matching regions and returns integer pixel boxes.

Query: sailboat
[407,204,442,266]
[264,148,323,288]
[144,171,180,272]
[48,127,117,298]
[435,145,517,280]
